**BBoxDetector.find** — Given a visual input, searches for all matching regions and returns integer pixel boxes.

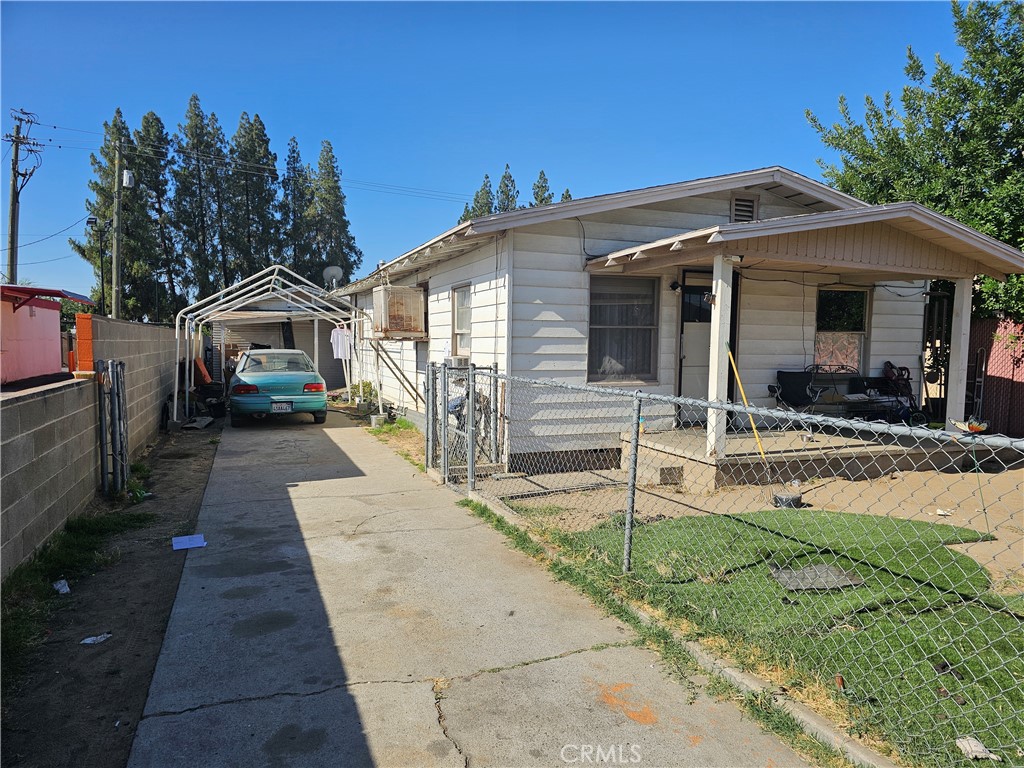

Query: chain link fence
[426,363,1024,766]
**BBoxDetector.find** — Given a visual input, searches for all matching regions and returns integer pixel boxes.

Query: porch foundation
[621,428,967,493]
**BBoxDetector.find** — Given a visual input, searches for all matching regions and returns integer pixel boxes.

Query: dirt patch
[0,424,221,768]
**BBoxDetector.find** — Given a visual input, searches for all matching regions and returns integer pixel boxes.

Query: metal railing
[426,364,1024,766]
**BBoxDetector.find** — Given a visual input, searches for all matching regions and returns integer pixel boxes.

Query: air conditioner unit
[371,285,427,340]
[445,356,470,368]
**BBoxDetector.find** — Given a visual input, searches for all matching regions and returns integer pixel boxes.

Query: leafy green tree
[459,174,494,223]
[310,140,362,284]
[226,112,280,279]
[560,188,573,202]
[281,136,317,280]
[69,109,161,321]
[531,170,553,207]
[807,0,1024,320]
[495,164,519,213]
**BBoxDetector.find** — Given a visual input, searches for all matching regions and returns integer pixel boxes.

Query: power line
[0,214,90,252]
[36,121,473,203]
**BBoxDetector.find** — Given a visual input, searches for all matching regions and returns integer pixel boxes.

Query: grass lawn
[537,508,1023,767]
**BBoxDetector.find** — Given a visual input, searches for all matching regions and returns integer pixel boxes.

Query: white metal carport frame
[172,265,366,422]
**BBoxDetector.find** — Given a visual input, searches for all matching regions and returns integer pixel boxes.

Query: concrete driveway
[129,412,808,767]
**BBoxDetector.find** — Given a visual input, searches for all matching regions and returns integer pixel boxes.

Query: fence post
[96,360,109,496]
[467,363,477,491]
[424,362,435,470]
[623,392,642,574]
[489,363,499,463]
[108,359,123,494]
[440,363,449,484]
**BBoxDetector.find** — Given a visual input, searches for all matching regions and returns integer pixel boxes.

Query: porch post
[944,277,973,429]
[706,253,734,459]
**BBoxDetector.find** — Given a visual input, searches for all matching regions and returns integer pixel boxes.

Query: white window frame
[588,276,659,384]
[452,284,471,357]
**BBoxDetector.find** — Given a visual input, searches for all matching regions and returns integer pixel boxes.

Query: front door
[676,275,712,425]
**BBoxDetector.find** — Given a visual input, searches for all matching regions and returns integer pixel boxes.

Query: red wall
[968,317,1024,438]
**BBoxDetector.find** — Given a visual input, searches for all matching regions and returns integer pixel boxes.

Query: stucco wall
[1,317,178,580]
[0,299,63,383]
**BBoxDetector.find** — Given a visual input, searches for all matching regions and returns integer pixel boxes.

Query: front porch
[589,201,1024,459]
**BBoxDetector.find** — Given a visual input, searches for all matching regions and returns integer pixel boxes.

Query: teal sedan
[228,349,328,427]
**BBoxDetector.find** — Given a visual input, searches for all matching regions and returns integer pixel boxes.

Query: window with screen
[588,277,658,382]
[452,285,471,356]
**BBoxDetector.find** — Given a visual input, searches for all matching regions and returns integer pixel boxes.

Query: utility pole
[4,111,41,285]
[5,122,20,284]
[111,141,123,319]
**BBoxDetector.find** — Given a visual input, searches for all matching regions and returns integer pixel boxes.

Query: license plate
[271,402,292,413]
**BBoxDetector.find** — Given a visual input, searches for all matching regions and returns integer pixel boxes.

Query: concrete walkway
[129,413,809,767]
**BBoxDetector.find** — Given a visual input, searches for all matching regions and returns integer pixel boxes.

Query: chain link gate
[427,368,1024,765]
[426,363,502,490]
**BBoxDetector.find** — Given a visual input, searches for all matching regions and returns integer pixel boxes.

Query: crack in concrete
[139,642,630,725]
[140,678,428,720]
[433,679,469,768]
[454,640,636,683]
[341,524,483,538]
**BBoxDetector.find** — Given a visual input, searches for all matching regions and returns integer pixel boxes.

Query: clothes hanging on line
[330,326,351,360]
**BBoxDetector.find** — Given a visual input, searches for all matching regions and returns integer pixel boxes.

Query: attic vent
[731,195,759,223]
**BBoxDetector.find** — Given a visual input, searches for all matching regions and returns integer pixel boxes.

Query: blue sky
[1,1,962,298]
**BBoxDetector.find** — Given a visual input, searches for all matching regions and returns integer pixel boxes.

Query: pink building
[1,286,93,385]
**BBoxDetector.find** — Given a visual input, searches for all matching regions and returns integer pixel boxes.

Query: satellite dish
[322,265,345,289]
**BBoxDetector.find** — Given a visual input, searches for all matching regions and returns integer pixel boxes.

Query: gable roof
[340,166,868,295]
[594,202,1024,280]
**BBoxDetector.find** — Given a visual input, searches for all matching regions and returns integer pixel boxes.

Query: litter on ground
[52,579,70,595]
[956,736,1002,761]
[80,633,112,645]
[172,534,207,550]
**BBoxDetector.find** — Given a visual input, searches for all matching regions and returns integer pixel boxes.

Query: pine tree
[310,140,362,284]
[281,137,317,279]
[560,188,573,202]
[171,95,231,297]
[531,170,553,207]
[459,174,494,223]
[226,112,280,279]
[495,164,519,213]
[133,111,184,321]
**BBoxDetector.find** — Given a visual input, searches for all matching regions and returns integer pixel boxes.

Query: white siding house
[340,166,1024,461]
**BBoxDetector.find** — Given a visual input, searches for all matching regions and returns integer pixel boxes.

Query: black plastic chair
[768,371,828,411]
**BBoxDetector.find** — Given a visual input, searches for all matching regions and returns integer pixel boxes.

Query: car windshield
[239,352,315,373]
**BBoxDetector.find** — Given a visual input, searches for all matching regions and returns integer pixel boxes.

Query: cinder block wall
[1,381,100,578]
[1,318,178,580]
[86,316,178,454]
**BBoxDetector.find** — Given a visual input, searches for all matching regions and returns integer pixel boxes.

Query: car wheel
[230,412,243,428]
[313,411,327,424]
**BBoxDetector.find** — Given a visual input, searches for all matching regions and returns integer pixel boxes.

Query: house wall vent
[731,195,759,223]
[371,285,427,340]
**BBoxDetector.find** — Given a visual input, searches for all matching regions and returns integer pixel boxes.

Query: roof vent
[731,195,759,223]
